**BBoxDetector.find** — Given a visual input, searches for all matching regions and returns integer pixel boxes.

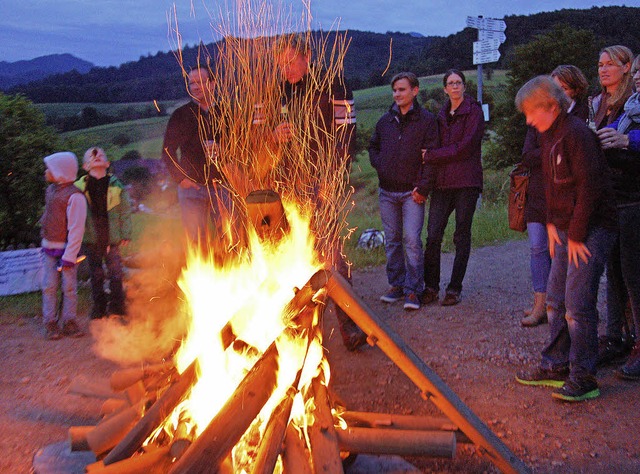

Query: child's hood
[44,152,79,183]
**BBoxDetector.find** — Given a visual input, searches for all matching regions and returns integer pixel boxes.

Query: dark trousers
[606,203,640,341]
[86,244,126,316]
[423,187,479,294]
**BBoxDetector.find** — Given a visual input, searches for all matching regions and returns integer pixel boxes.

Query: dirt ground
[2,239,640,473]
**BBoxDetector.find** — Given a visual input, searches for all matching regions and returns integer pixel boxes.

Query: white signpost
[479,29,507,43]
[466,16,507,119]
[473,39,501,54]
[473,49,501,65]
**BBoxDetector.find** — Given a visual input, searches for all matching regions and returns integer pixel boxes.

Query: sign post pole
[466,15,506,118]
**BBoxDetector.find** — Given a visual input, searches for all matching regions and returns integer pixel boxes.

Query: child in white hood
[41,152,87,340]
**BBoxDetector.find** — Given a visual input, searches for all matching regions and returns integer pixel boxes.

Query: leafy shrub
[0,93,60,247]
[112,133,131,146]
[121,150,142,161]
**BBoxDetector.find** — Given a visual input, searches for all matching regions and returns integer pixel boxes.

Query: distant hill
[6,5,639,102]
[0,54,94,89]
[4,31,434,102]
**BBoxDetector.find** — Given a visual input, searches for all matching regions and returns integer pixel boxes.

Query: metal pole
[477,17,483,105]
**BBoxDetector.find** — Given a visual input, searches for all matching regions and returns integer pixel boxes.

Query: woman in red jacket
[421,69,484,306]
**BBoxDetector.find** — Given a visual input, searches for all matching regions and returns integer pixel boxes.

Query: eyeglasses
[446,81,463,87]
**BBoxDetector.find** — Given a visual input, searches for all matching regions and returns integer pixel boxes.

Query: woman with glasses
[520,65,590,327]
[421,69,484,306]
[514,76,616,402]
[596,54,640,378]
[590,45,636,365]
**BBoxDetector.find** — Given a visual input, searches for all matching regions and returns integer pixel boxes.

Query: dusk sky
[0,1,635,67]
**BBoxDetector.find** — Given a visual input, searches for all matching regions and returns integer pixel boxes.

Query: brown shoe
[420,287,439,305]
[62,320,84,338]
[45,321,62,341]
[441,292,461,306]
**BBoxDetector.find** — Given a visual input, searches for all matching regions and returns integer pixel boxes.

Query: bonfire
[39,2,529,473]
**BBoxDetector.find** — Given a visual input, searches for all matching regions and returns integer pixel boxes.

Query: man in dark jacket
[272,34,366,351]
[162,66,232,249]
[369,72,438,310]
[515,76,616,402]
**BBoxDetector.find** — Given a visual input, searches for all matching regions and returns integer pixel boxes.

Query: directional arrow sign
[473,49,501,65]
[479,29,507,43]
[474,39,501,54]
[466,16,507,32]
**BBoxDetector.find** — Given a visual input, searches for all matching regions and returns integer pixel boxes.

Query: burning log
[86,399,147,457]
[342,411,456,431]
[100,398,129,417]
[102,361,197,465]
[341,411,470,443]
[336,427,455,457]
[68,426,92,451]
[68,375,126,400]
[169,419,195,460]
[250,300,323,474]
[124,380,146,405]
[281,423,312,474]
[110,362,172,392]
[86,446,172,474]
[168,340,280,474]
[307,374,344,474]
[249,386,297,474]
[325,271,530,474]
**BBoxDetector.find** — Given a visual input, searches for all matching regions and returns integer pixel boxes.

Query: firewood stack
[62,271,469,474]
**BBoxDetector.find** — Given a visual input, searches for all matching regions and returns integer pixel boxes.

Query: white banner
[0,248,43,296]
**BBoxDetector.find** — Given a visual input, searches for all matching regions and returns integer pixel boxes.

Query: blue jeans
[541,226,615,381]
[606,203,640,340]
[86,244,125,315]
[527,222,551,293]
[41,252,78,325]
[178,183,234,245]
[423,188,479,294]
[379,189,425,294]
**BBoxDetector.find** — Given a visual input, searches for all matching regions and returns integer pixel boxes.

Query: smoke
[90,219,188,366]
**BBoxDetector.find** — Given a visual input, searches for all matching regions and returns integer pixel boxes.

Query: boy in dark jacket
[515,76,616,402]
[369,72,438,310]
[75,147,132,318]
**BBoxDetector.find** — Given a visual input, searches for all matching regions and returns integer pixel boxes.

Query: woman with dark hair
[520,65,590,327]
[551,65,589,119]
[421,69,484,306]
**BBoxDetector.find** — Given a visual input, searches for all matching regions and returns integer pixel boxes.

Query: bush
[354,126,373,157]
[121,165,152,186]
[121,150,142,161]
[0,93,60,247]
[112,133,131,146]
